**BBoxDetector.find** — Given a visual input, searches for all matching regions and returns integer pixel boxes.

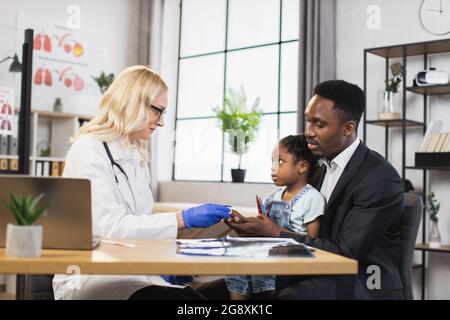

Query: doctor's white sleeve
[63,139,178,240]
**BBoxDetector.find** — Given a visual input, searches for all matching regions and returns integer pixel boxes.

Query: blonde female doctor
[52,66,230,300]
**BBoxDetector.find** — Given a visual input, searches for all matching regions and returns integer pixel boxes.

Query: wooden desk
[0,239,357,276]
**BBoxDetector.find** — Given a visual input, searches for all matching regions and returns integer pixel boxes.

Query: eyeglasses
[149,104,167,121]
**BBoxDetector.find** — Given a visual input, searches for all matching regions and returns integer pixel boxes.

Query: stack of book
[421,133,450,153]
[35,161,65,176]
[416,121,450,167]
[0,134,18,172]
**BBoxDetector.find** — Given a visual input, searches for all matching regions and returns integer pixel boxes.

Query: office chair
[400,193,422,300]
[16,274,54,300]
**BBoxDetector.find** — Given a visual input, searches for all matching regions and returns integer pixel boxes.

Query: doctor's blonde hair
[74,65,168,161]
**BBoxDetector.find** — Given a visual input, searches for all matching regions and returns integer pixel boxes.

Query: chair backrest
[16,275,54,300]
[400,193,422,300]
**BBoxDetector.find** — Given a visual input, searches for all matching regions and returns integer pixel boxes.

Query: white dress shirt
[319,138,360,203]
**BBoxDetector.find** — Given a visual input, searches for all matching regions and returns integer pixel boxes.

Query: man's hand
[224,214,282,237]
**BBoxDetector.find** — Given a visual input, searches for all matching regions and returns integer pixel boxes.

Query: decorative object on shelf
[2,193,47,257]
[419,120,444,152]
[53,97,63,112]
[213,86,262,183]
[37,140,51,157]
[427,191,441,249]
[379,63,403,120]
[0,50,22,73]
[92,71,115,94]
[419,0,450,35]
[414,68,449,87]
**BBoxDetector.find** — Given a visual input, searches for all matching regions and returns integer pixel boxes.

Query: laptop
[0,175,100,250]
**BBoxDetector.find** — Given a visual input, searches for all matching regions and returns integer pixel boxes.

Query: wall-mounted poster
[17,11,103,116]
[0,86,14,136]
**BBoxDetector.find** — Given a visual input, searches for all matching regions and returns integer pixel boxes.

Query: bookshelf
[0,109,92,177]
[364,38,450,300]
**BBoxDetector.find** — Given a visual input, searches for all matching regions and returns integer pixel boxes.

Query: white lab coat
[52,135,182,300]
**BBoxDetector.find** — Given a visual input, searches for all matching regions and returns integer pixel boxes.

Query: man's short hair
[313,80,365,125]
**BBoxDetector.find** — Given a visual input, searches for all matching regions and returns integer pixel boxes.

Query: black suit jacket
[280,142,404,299]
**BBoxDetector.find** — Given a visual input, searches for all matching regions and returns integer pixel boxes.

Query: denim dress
[226,185,313,296]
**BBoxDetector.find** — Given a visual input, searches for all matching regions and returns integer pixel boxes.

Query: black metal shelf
[366,119,425,128]
[406,166,450,171]
[366,38,450,58]
[415,244,450,254]
[364,37,450,300]
[413,263,424,269]
[0,170,20,175]
[407,85,450,95]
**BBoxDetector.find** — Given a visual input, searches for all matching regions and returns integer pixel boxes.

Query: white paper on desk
[176,237,304,257]
[177,240,232,249]
[225,236,299,243]
[176,237,299,249]
[178,244,287,257]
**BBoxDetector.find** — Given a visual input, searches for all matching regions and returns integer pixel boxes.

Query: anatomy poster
[0,86,14,136]
[17,11,102,116]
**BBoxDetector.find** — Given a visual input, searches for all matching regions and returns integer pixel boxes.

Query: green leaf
[213,86,262,157]
[10,194,27,225]
[2,198,27,225]
[10,193,22,210]
[26,205,47,225]
[28,193,45,215]
[4,193,47,225]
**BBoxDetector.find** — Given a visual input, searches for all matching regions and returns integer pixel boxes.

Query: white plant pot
[5,223,43,257]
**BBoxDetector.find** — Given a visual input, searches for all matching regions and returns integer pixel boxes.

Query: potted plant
[427,192,441,248]
[92,71,115,94]
[379,62,403,120]
[53,97,63,112]
[2,193,47,257]
[214,86,262,182]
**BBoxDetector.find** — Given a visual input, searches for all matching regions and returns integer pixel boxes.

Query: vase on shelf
[378,90,401,120]
[429,220,442,249]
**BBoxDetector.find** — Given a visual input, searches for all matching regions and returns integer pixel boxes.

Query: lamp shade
[9,54,22,73]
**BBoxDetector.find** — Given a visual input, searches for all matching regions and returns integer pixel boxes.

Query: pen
[101,239,136,248]
[256,195,265,215]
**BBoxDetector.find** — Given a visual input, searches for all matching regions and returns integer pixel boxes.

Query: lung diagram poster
[0,86,15,136]
[17,11,101,116]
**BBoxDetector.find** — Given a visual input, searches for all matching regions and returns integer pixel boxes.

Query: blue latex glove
[182,203,231,229]
[162,275,193,285]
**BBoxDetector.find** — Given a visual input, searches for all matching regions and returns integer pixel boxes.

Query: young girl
[225,134,325,300]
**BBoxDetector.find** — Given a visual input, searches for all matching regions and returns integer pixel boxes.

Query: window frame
[173,0,299,183]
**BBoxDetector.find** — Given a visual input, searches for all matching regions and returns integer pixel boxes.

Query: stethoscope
[103,142,136,215]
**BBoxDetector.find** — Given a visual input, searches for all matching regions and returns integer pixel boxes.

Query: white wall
[337,0,450,299]
[0,0,142,115]
[159,180,275,207]
[0,0,142,73]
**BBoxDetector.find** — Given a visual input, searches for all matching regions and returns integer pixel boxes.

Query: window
[174,0,299,182]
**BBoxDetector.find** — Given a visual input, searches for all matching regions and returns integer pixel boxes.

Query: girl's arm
[306,218,321,239]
